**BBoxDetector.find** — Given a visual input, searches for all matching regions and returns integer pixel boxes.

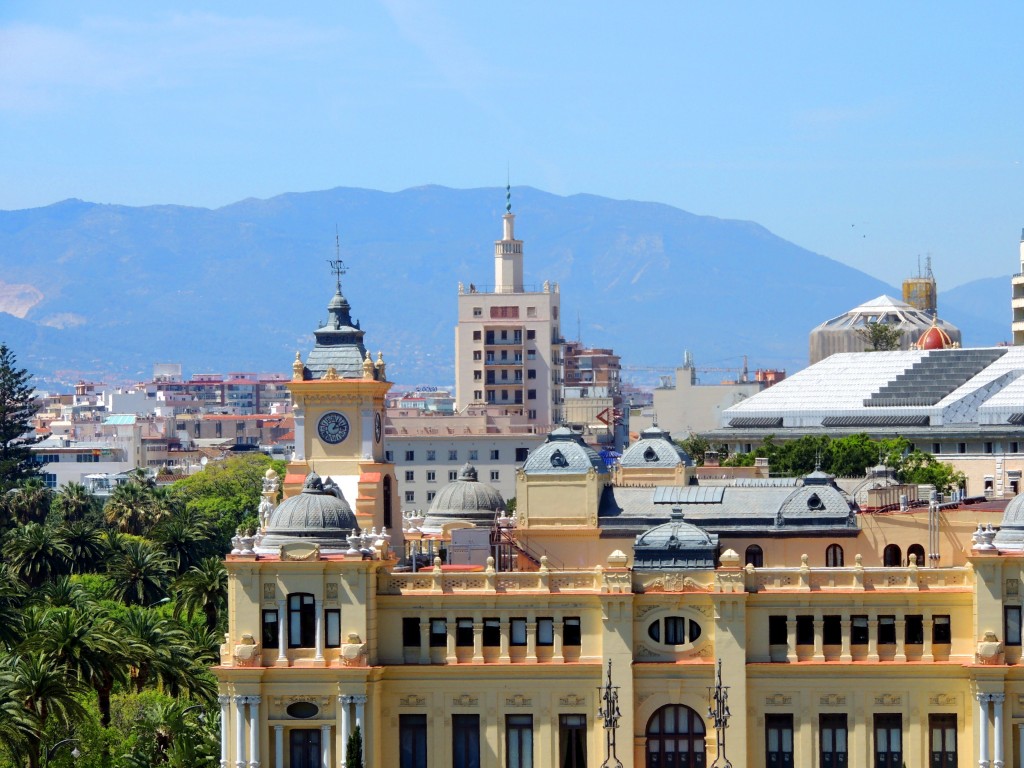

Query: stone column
[320,724,331,768]
[786,614,797,663]
[553,617,564,663]
[922,613,934,662]
[247,695,261,768]
[993,693,1005,768]
[233,695,247,768]
[867,615,879,662]
[472,617,483,663]
[499,617,510,663]
[812,613,824,662]
[219,695,231,768]
[978,693,991,768]
[419,618,429,665]
[839,617,852,662]
[276,599,287,666]
[1017,722,1024,768]
[526,619,538,663]
[445,613,457,664]
[274,726,283,768]
[894,618,907,662]
[339,695,350,764]
[352,695,367,759]
[314,599,325,662]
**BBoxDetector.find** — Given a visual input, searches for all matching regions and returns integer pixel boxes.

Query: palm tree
[52,481,98,523]
[117,606,190,693]
[26,606,133,728]
[153,508,214,575]
[104,481,154,536]
[34,575,92,611]
[107,540,174,606]
[2,479,53,526]
[5,522,71,588]
[173,557,227,634]
[0,563,25,649]
[0,651,88,768]
[61,518,107,573]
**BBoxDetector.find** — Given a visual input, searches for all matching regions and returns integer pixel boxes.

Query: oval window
[647,617,703,646]
[287,701,320,719]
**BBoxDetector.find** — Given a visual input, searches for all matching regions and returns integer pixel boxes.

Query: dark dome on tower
[424,463,506,528]
[258,472,358,552]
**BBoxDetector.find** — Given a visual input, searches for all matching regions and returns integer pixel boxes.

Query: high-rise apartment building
[454,196,563,426]
[1012,229,1024,345]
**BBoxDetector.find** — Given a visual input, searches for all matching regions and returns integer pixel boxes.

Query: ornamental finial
[292,351,304,380]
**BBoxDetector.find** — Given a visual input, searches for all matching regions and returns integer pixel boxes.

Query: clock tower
[284,255,397,538]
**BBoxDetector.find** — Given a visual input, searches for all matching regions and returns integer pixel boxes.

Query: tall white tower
[494,187,524,293]
[1013,229,1024,345]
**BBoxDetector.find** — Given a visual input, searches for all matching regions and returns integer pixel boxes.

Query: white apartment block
[454,206,564,427]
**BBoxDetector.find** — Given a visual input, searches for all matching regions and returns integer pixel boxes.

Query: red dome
[916,323,952,350]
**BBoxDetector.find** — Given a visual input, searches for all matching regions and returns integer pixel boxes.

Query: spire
[506,166,512,213]
[328,229,347,295]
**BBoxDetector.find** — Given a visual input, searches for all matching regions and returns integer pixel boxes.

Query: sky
[2,2,1023,289]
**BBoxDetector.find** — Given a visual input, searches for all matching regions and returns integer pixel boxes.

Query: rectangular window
[527,350,536,360]
[456,618,474,647]
[929,713,957,768]
[905,615,924,644]
[768,615,788,645]
[490,471,500,482]
[405,491,415,503]
[528,410,537,419]
[516,447,529,462]
[426,471,436,482]
[261,609,279,648]
[426,491,436,502]
[402,617,420,647]
[473,331,481,341]
[537,618,554,646]
[823,615,842,645]
[325,609,341,648]
[985,441,993,454]
[469,450,479,461]
[1005,606,1022,646]
[288,593,315,648]
[405,450,415,461]
[528,369,537,379]
[527,389,537,400]
[852,615,869,645]
[453,714,481,768]
[399,714,428,768]
[510,618,527,646]
[43,473,57,489]
[559,714,587,768]
[385,451,394,462]
[878,615,896,645]
[490,305,520,319]
[449,450,459,461]
[957,442,966,454]
[765,714,794,768]
[932,443,941,454]
[933,615,951,644]
[483,618,500,647]
[474,390,482,400]
[429,618,447,647]
[448,470,458,481]
[490,450,500,460]
[527,307,537,318]
[506,715,533,768]
[564,617,582,646]
[796,615,814,645]
[874,713,903,768]
[473,307,482,317]
[1012,441,1020,453]
[405,471,414,482]
[426,450,436,461]
[527,330,536,340]
[820,714,847,768]
[473,351,482,361]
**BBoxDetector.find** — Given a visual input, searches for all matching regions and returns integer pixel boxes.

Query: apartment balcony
[484,338,524,347]
[484,359,523,366]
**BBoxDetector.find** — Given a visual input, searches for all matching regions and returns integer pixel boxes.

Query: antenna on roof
[328,227,347,293]
[505,166,512,214]
[577,311,582,344]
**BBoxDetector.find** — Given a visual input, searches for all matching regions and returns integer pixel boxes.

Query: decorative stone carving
[279,542,321,561]
[233,634,261,667]
[976,631,1003,665]
[263,583,276,601]
[930,693,957,706]
[400,695,426,707]
[765,694,792,707]
[340,633,368,667]
[506,694,532,707]
[326,582,339,600]
[452,694,479,707]
[560,694,587,706]
[874,693,902,706]
[1007,579,1019,596]
[819,694,846,707]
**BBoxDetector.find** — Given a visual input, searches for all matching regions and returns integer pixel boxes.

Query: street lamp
[707,658,732,768]
[596,659,623,768]
[45,738,80,765]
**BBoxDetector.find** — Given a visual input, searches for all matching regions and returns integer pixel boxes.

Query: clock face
[317,412,350,445]
[374,412,382,443]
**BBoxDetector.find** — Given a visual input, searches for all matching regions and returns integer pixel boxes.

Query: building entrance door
[289,728,321,768]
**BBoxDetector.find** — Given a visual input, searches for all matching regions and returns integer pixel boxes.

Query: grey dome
[994,494,1024,551]
[776,478,855,528]
[620,426,692,468]
[523,427,607,475]
[424,463,506,528]
[633,508,718,570]
[258,472,357,551]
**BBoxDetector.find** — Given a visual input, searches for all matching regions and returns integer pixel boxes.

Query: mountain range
[0,186,1011,389]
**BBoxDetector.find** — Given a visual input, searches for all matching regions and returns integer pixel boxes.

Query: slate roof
[424,463,506,529]
[633,508,718,570]
[258,472,357,552]
[619,426,692,468]
[994,494,1024,551]
[523,427,607,475]
[300,287,374,380]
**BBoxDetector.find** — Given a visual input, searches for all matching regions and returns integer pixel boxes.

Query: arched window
[745,545,764,568]
[383,475,393,528]
[288,593,316,648]
[825,544,844,568]
[646,705,706,767]
[883,544,902,567]
[907,543,926,566]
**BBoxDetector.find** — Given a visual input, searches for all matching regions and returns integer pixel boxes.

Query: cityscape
[4,4,1024,768]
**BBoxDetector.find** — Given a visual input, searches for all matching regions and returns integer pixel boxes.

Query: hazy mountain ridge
[0,186,1009,389]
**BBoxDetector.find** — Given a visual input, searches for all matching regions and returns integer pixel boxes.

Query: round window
[286,701,320,719]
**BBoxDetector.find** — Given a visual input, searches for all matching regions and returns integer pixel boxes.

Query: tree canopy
[856,321,903,352]
[0,345,40,491]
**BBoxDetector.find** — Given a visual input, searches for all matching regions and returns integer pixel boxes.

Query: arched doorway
[745,544,764,568]
[646,704,706,767]
[907,543,925,566]
[825,544,844,567]
[883,544,902,567]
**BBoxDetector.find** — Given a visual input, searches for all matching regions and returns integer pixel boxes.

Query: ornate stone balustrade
[740,555,972,593]
[378,562,621,595]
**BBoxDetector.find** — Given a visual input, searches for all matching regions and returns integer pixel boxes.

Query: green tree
[104,480,157,536]
[52,481,100,523]
[173,557,227,634]
[61,518,108,574]
[896,451,967,495]
[2,479,53,525]
[676,434,710,466]
[345,725,364,768]
[0,344,41,491]
[152,508,216,575]
[6,522,72,588]
[107,540,174,606]
[856,321,903,351]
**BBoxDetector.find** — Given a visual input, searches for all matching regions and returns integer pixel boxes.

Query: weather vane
[328,227,347,292]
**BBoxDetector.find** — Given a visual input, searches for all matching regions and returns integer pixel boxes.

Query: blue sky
[2,1,1022,289]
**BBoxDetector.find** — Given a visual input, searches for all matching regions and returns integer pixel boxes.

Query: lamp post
[597,658,623,768]
[707,658,732,768]
[45,738,80,765]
